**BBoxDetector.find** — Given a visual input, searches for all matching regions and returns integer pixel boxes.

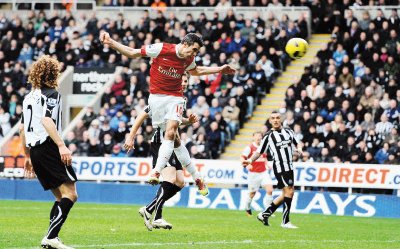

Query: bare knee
[284,187,294,198]
[59,183,78,202]
[175,173,184,188]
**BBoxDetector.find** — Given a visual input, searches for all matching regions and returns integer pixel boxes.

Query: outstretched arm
[124,111,149,152]
[100,31,142,58]
[189,64,236,76]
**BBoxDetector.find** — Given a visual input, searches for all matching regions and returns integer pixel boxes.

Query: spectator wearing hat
[111,144,126,157]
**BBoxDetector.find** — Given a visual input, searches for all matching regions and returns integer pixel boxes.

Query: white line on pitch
[6,239,400,249]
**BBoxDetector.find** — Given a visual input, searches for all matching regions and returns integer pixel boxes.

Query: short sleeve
[242,146,251,158]
[257,133,270,154]
[141,43,164,58]
[44,92,60,118]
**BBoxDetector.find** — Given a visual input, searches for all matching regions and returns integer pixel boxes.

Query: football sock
[47,198,74,239]
[265,194,273,207]
[154,140,174,173]
[245,195,253,210]
[174,144,191,168]
[154,181,178,220]
[282,197,293,224]
[262,201,279,217]
[146,182,182,215]
[49,201,59,225]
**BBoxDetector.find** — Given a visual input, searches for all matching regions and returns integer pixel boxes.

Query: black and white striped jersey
[256,128,298,173]
[22,87,62,147]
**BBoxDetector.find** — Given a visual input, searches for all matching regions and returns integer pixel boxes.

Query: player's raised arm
[124,110,150,152]
[100,31,142,58]
[188,64,236,76]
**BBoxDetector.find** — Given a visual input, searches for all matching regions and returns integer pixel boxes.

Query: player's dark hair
[271,110,280,115]
[181,33,204,48]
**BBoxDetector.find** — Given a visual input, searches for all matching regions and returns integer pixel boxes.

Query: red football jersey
[242,142,267,173]
[141,43,196,97]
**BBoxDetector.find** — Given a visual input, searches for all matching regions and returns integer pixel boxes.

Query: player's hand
[242,159,251,166]
[100,31,112,46]
[188,113,199,124]
[124,136,135,152]
[295,148,303,157]
[23,157,35,178]
[220,64,236,75]
[246,165,253,171]
[59,145,72,166]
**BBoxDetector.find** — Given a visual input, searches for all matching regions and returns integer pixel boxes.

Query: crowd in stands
[282,6,400,164]
[0,3,308,159]
[0,0,399,165]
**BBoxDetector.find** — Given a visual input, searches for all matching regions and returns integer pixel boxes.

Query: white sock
[154,140,174,173]
[186,163,201,180]
[265,194,273,207]
[174,144,191,167]
[174,144,200,180]
[245,195,253,210]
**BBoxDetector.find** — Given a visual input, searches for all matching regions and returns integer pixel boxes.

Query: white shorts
[248,171,273,192]
[148,94,185,127]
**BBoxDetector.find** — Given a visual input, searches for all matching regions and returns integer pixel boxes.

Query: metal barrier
[0,5,311,39]
[350,5,400,20]
[0,0,96,11]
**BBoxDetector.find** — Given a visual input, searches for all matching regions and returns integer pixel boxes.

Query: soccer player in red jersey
[240,131,274,217]
[100,32,235,187]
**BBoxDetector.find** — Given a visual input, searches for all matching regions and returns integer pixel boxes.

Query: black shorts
[30,138,78,191]
[274,170,294,189]
[150,142,183,171]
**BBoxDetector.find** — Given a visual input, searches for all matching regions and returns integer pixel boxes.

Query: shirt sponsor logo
[157,66,181,79]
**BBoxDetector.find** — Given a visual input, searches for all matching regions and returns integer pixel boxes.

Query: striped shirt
[256,127,298,173]
[375,121,394,135]
[21,87,62,147]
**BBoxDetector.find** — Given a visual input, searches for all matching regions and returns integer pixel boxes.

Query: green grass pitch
[1,200,399,249]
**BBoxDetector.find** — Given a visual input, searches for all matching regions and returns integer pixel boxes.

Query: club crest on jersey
[47,98,57,107]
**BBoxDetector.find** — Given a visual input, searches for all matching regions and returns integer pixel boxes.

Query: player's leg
[149,119,178,184]
[45,182,78,240]
[257,170,286,226]
[173,132,208,196]
[152,167,184,230]
[49,189,62,225]
[245,191,256,216]
[245,172,259,216]
[261,171,274,208]
[281,185,297,228]
[30,140,77,248]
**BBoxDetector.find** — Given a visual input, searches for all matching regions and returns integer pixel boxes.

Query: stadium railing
[350,5,400,20]
[0,6,312,39]
[0,0,96,11]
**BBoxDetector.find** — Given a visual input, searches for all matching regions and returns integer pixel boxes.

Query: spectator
[222,97,240,139]
[111,144,126,157]
[375,142,390,164]
[306,78,322,101]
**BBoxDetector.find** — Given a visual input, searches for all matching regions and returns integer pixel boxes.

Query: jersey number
[27,104,33,132]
